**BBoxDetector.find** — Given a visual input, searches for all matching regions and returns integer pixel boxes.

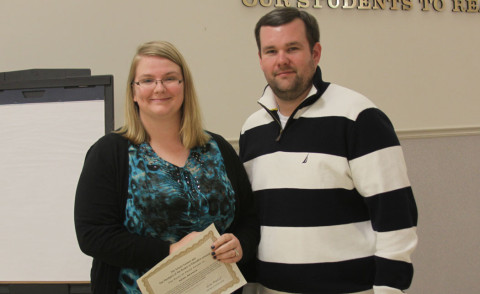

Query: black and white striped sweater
[239,67,418,294]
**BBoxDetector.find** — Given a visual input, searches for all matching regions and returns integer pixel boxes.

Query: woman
[74,41,259,293]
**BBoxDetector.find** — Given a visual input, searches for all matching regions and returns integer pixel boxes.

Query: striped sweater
[239,67,418,294]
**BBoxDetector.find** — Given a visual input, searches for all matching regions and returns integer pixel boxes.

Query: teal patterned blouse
[118,138,236,293]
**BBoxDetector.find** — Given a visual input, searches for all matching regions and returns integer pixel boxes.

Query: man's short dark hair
[255,7,320,53]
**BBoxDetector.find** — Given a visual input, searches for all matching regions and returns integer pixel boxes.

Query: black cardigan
[74,132,259,293]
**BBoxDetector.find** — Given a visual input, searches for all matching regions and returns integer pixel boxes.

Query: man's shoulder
[324,84,375,105]
[315,84,378,121]
[241,108,272,134]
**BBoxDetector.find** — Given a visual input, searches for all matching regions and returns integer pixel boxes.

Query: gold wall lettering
[241,0,480,12]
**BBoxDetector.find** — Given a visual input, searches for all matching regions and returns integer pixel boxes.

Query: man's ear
[313,42,322,64]
[258,51,265,72]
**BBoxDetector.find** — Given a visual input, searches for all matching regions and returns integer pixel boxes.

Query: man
[239,7,418,294]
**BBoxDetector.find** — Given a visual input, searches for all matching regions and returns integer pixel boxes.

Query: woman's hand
[170,231,200,254]
[211,233,242,263]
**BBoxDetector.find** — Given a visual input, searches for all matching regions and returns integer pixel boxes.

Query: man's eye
[287,47,299,52]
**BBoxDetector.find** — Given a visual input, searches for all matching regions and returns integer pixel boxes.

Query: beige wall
[1,0,479,139]
[1,0,479,292]
[401,134,480,294]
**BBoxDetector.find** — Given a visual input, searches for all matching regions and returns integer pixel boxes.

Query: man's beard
[267,62,315,102]
[269,73,311,102]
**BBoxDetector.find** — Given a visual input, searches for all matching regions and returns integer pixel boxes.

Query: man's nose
[276,51,289,65]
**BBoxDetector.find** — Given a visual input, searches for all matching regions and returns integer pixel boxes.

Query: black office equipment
[0,68,113,133]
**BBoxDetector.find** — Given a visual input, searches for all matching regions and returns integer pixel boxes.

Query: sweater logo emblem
[302,154,309,163]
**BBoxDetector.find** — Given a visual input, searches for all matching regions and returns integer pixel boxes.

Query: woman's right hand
[169,231,200,254]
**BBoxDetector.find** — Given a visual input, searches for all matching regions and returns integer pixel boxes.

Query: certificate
[137,223,246,294]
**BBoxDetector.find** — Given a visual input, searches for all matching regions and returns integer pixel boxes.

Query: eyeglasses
[132,77,183,89]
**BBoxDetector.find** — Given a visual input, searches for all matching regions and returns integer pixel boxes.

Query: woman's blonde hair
[116,40,209,149]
